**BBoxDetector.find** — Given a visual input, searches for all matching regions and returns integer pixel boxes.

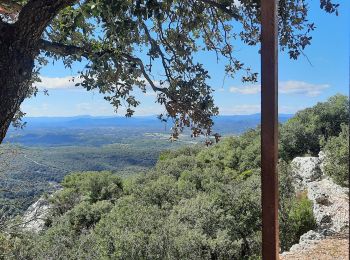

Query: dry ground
[280,233,349,260]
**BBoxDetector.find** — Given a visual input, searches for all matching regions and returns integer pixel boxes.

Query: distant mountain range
[12,113,293,130]
[5,114,293,146]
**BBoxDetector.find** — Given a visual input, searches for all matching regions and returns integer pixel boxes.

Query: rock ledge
[281,153,349,256]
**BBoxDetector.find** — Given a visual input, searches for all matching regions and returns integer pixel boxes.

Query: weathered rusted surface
[261,0,279,259]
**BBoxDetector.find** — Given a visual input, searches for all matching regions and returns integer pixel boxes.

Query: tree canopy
[280,94,349,161]
[0,0,339,142]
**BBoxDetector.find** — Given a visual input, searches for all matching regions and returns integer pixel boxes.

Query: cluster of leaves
[322,124,349,187]
[280,94,349,161]
[0,128,316,259]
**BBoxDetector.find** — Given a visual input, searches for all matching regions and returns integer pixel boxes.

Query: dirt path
[280,233,349,260]
[23,153,48,167]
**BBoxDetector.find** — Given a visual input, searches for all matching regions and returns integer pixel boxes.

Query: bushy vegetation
[280,94,349,161]
[278,161,317,250]
[0,132,316,259]
[1,94,348,259]
[0,138,180,218]
[1,114,265,219]
[323,124,349,187]
[279,94,349,187]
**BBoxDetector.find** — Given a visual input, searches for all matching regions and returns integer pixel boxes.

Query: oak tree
[0,0,339,142]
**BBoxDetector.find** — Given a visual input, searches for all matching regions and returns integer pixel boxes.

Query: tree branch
[39,39,86,57]
[39,39,167,94]
[197,0,241,21]
[120,52,167,93]
[141,22,173,82]
[15,0,78,42]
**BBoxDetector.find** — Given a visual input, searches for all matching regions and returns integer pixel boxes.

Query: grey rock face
[318,151,326,174]
[283,154,349,254]
[22,197,51,233]
[290,157,323,191]
[21,183,61,233]
[307,178,349,232]
[283,230,325,254]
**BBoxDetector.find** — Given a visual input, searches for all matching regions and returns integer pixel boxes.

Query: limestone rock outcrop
[282,152,349,256]
[22,197,52,233]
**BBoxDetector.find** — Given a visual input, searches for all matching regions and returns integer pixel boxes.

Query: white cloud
[229,85,260,95]
[36,76,82,89]
[280,81,329,97]
[229,81,329,97]
[37,75,329,97]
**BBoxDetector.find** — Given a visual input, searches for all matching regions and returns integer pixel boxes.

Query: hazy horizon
[20,112,295,119]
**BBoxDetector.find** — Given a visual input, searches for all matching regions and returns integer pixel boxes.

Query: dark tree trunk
[0,1,78,143]
[0,24,34,143]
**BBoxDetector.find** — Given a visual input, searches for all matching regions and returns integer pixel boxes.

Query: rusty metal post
[261,0,279,259]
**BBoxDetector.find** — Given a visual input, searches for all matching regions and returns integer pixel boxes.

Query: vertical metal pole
[261,0,279,259]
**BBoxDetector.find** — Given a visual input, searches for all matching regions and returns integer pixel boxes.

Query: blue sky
[22,1,349,117]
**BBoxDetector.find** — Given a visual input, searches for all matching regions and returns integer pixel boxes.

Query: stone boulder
[290,156,322,191]
[307,178,349,233]
[22,197,51,233]
[284,155,349,255]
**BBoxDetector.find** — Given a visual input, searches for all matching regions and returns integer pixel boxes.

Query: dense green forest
[0,114,292,218]
[0,139,184,218]
[0,94,348,259]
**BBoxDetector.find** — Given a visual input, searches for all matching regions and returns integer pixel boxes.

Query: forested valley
[0,114,292,217]
[0,94,349,259]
